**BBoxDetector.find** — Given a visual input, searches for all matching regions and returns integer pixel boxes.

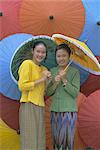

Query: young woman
[46,43,80,150]
[18,41,51,150]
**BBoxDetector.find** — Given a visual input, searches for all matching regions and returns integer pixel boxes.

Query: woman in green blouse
[47,43,80,150]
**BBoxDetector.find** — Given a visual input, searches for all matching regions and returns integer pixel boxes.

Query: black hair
[32,40,47,61]
[32,40,47,50]
[55,43,71,57]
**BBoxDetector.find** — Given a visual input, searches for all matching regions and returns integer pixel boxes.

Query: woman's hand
[58,70,67,86]
[58,70,66,79]
[42,70,52,80]
[55,74,61,84]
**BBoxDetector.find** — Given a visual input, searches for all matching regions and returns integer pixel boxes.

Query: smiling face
[56,48,70,68]
[32,44,46,65]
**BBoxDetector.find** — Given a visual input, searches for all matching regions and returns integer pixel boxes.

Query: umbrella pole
[64,60,73,71]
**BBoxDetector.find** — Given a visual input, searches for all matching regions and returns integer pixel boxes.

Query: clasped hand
[42,70,52,80]
[55,70,67,85]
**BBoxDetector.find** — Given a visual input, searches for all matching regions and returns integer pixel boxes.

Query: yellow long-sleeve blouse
[18,60,47,107]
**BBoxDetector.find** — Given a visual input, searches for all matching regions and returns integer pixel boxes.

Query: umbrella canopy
[10,35,57,84]
[52,34,100,75]
[80,0,100,56]
[0,0,21,40]
[0,33,33,100]
[0,93,20,131]
[81,73,100,96]
[74,92,87,150]
[19,0,85,38]
[0,118,20,150]
[74,123,84,150]
[81,56,100,96]
[71,63,89,85]
[76,92,87,111]
[78,90,100,149]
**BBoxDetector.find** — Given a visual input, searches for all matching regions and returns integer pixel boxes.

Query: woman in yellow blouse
[18,41,51,150]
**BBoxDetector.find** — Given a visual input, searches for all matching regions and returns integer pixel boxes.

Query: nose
[59,57,64,61]
[38,52,45,57]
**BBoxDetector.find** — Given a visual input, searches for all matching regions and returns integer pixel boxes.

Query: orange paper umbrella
[19,0,85,38]
[78,90,100,149]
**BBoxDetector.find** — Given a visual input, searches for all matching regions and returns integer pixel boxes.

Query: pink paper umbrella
[78,90,100,149]
[0,0,21,40]
[0,93,20,131]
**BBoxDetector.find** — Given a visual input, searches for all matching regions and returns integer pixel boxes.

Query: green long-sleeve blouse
[46,66,80,112]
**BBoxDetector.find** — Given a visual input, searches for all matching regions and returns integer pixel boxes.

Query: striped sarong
[51,112,77,150]
[19,102,46,150]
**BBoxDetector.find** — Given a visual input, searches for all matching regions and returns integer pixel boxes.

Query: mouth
[37,56,44,61]
[59,61,65,64]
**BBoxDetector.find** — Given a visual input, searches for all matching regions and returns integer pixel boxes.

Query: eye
[56,55,61,58]
[42,51,46,54]
[36,50,40,53]
[63,54,67,57]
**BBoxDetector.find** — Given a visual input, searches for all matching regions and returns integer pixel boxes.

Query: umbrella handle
[64,60,73,71]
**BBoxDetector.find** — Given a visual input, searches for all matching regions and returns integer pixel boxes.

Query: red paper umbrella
[81,56,100,96]
[74,92,87,150]
[77,92,87,111]
[78,90,100,149]
[0,0,21,40]
[0,93,20,131]
[19,0,85,38]
[74,123,84,150]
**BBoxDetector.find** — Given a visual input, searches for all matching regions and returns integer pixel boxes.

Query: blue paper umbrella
[80,0,100,56]
[71,63,89,85]
[0,33,33,100]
